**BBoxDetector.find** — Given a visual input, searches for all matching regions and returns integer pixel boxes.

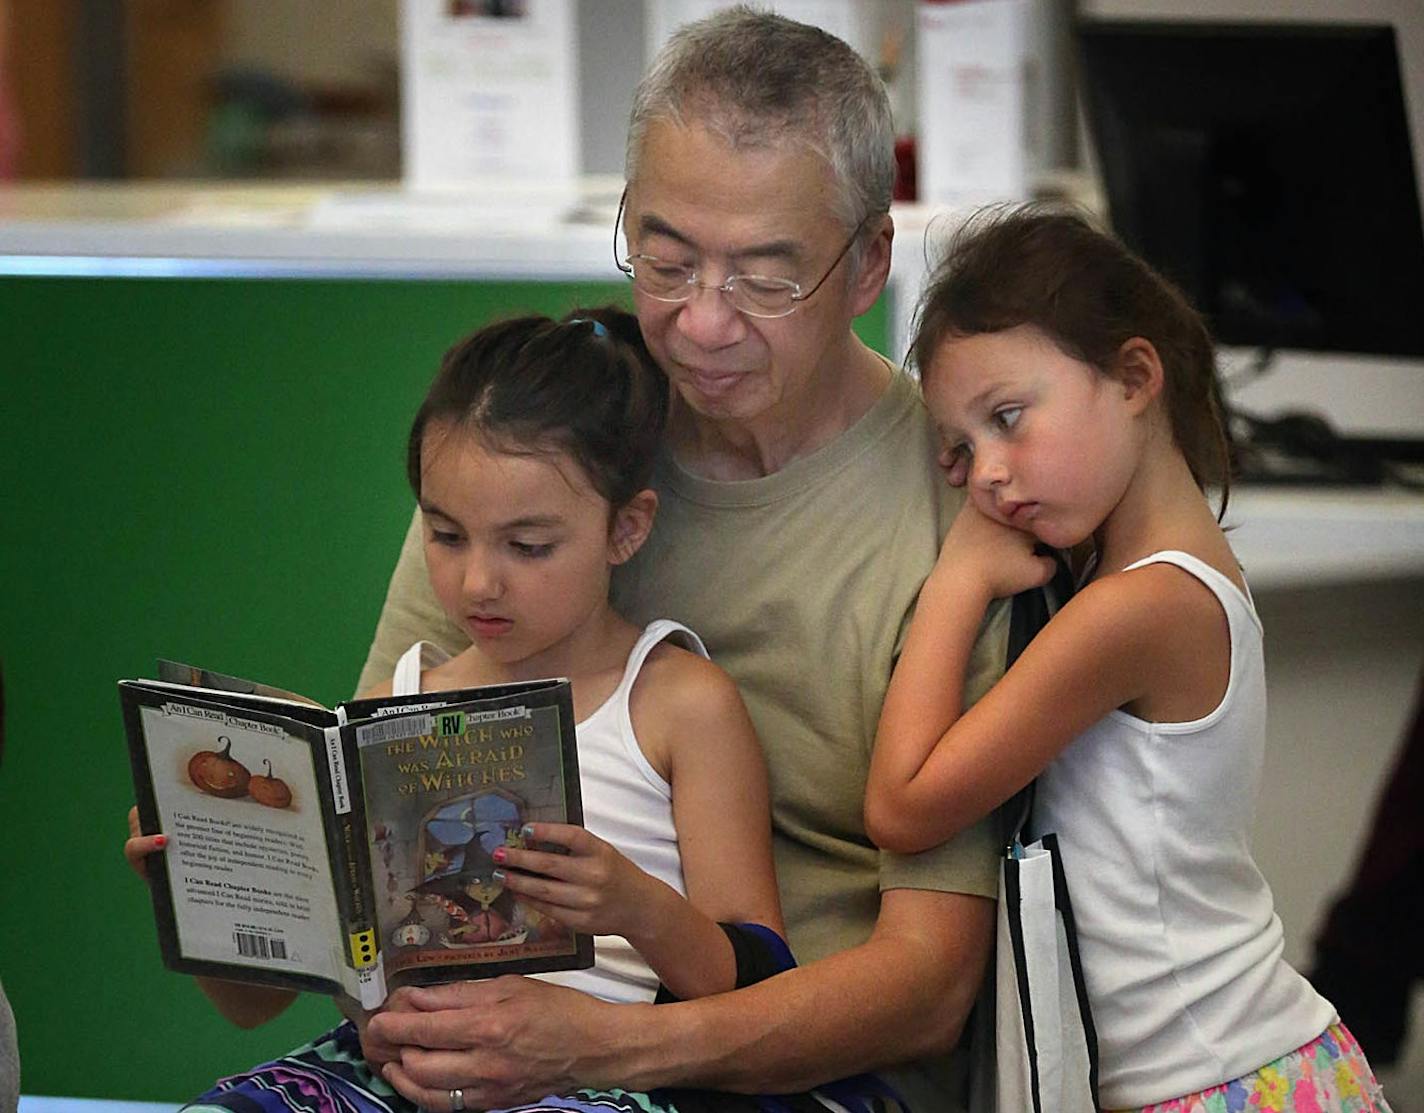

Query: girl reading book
[126,307,785,1112]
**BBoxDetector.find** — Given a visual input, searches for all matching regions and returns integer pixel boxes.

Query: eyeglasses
[612,188,873,320]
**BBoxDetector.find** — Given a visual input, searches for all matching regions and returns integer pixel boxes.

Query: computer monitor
[1076,16,1424,359]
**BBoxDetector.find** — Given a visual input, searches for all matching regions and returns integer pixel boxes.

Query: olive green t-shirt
[358,370,1007,1109]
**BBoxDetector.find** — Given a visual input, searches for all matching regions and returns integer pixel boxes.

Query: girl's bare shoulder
[356,676,395,700]
[1079,557,1238,722]
[420,648,490,693]
[628,642,757,773]
[634,641,744,714]
[1071,561,1222,643]
[357,646,487,700]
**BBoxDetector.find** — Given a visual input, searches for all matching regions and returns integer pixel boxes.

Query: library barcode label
[235,930,287,960]
[357,713,434,747]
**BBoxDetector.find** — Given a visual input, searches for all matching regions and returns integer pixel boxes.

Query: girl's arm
[194,978,299,1029]
[865,507,1174,854]
[494,651,782,1000]
[643,650,784,995]
[124,807,300,1028]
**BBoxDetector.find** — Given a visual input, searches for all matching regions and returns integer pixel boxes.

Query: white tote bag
[969,799,1100,1113]
[993,823,1099,1113]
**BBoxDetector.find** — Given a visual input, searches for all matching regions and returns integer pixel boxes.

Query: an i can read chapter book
[120,660,590,1008]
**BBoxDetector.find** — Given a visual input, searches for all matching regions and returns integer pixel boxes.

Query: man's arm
[373,886,993,1107]
[639,885,995,1092]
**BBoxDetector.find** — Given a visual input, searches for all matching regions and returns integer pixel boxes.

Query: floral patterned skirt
[1112,1022,1393,1113]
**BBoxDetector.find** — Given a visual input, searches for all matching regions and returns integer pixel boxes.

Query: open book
[120,661,591,1008]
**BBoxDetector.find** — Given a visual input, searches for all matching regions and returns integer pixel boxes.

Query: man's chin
[676,388,763,425]
[677,367,751,406]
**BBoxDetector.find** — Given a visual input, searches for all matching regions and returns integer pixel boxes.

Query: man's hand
[370,977,630,1109]
[346,994,411,1069]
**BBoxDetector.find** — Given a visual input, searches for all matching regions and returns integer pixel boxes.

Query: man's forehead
[627,119,841,242]
[633,207,805,261]
[625,186,840,265]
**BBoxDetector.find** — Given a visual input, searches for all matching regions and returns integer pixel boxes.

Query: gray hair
[626,5,895,237]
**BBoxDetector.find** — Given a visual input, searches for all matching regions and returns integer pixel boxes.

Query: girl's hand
[124,804,167,881]
[492,823,657,940]
[935,499,1057,601]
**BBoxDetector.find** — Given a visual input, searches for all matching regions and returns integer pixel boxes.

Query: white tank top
[1031,551,1335,1106]
[392,618,704,1004]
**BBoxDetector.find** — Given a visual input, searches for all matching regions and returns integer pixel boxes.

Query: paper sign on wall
[916,0,1063,203]
[401,0,579,189]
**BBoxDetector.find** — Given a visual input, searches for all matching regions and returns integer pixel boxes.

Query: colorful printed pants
[184,1018,905,1113]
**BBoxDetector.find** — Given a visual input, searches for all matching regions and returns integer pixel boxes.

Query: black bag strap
[1042,832,1103,1105]
[1000,556,1075,847]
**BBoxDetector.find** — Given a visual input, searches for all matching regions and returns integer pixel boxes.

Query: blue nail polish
[492,869,506,883]
[520,824,534,839]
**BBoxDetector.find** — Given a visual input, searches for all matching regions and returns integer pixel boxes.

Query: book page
[139,702,344,981]
[156,661,328,708]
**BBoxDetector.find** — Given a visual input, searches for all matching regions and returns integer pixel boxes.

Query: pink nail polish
[154,835,168,849]
[492,847,506,863]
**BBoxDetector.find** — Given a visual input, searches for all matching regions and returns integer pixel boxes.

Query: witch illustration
[408,789,528,948]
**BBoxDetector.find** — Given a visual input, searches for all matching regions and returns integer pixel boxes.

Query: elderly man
[357,9,1006,1112]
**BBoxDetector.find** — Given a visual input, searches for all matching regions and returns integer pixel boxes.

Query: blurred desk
[1225,487,1424,590]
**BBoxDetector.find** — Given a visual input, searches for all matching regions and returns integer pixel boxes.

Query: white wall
[1253,576,1424,1106]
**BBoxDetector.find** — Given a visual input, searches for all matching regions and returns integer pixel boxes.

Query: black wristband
[653,922,793,1003]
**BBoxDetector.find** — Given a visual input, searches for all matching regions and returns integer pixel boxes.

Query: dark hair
[912,205,1234,517]
[407,306,669,511]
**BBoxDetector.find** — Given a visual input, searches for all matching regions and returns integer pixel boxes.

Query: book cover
[120,667,590,1005]
[353,691,587,984]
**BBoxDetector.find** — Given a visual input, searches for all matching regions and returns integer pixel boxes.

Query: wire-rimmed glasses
[612,188,873,320]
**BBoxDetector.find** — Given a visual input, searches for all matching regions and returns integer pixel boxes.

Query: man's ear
[1113,337,1165,414]
[848,213,894,318]
[608,489,658,565]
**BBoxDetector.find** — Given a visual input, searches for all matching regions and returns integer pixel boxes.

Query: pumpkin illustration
[188,736,251,798]
[249,759,293,809]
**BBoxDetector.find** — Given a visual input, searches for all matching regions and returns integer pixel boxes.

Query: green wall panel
[0,274,886,1101]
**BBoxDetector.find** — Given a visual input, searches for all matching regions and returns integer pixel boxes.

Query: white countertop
[0,181,624,279]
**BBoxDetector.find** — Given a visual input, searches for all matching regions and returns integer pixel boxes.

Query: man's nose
[674,283,747,349]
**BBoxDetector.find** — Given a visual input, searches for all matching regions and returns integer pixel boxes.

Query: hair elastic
[568,317,608,338]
